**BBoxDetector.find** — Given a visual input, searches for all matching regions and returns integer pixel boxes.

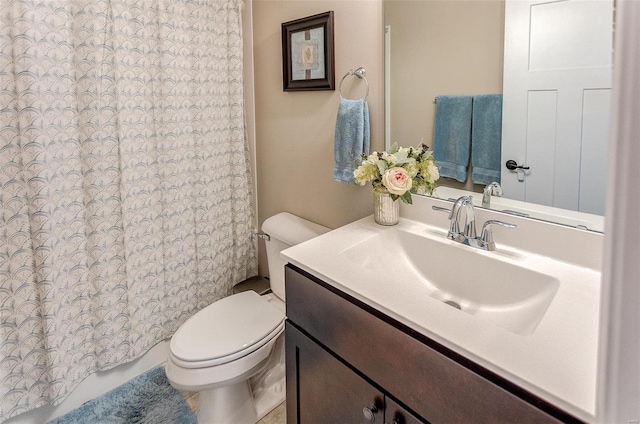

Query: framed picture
[281,11,335,91]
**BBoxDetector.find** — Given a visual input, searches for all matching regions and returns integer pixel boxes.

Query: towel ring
[339,67,369,101]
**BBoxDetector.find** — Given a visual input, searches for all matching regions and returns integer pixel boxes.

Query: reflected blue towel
[433,96,473,182]
[471,94,503,185]
[334,98,370,183]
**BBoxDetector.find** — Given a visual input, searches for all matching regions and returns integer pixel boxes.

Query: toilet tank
[261,212,330,301]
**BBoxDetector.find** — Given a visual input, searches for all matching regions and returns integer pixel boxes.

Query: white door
[501,0,612,215]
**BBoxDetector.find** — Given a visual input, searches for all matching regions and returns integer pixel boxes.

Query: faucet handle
[431,205,451,214]
[480,220,516,251]
[432,205,461,239]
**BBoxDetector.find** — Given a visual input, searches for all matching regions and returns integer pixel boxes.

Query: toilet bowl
[166,212,329,424]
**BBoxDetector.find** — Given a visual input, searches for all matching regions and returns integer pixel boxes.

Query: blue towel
[333,98,370,183]
[471,94,503,185]
[432,95,473,182]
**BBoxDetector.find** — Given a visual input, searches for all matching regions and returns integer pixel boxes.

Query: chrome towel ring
[338,67,369,100]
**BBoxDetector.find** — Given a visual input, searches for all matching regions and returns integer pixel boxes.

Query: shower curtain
[0,0,257,420]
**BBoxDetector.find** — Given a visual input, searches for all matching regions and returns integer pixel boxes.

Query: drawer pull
[363,405,379,422]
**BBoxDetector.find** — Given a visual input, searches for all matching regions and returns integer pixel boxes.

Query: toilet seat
[170,291,285,369]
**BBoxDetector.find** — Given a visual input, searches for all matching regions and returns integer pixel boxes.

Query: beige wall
[252,0,385,276]
[386,0,505,192]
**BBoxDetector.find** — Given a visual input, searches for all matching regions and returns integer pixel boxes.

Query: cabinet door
[385,397,424,424]
[286,322,383,424]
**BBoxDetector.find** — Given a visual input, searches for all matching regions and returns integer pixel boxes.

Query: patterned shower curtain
[0,0,257,420]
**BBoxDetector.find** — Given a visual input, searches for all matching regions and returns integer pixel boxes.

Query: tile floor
[181,391,286,424]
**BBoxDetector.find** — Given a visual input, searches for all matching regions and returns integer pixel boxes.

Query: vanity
[282,194,602,423]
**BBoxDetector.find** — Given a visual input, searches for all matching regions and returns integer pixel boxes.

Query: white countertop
[282,208,602,422]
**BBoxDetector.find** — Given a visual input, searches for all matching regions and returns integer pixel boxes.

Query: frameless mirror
[384,0,613,232]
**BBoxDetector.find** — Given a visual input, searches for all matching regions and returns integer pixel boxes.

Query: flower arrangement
[353,142,439,204]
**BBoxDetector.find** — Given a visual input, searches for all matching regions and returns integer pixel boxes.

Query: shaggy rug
[50,366,197,424]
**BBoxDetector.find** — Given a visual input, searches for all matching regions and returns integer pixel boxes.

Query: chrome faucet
[433,195,516,251]
[448,196,476,241]
[482,182,503,208]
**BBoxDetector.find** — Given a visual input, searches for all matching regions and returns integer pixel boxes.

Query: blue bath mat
[50,366,197,424]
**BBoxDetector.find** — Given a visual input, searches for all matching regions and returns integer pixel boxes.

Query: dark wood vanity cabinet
[286,323,385,423]
[285,264,582,424]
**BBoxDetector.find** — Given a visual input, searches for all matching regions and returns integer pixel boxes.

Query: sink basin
[341,227,560,335]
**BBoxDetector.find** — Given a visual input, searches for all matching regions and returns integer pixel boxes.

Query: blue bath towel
[432,95,473,182]
[334,98,370,183]
[471,94,503,185]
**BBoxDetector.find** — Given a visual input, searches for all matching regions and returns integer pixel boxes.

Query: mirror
[384,0,612,232]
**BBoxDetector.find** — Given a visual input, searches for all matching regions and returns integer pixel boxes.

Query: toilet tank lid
[261,212,330,246]
[170,291,284,363]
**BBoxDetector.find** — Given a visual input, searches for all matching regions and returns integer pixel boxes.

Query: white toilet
[166,212,329,424]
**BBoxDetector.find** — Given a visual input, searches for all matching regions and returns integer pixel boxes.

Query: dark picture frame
[281,11,335,91]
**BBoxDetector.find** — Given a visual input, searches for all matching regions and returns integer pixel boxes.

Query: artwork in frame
[281,11,335,91]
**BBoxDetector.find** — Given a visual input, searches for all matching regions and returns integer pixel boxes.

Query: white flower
[427,162,440,181]
[382,167,412,195]
[381,151,398,165]
[398,147,411,156]
[354,144,439,204]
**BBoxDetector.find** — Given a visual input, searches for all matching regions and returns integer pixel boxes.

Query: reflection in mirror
[384,0,613,232]
[434,186,604,232]
[501,0,612,216]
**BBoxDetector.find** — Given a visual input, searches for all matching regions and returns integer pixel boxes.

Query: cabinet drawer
[286,265,573,424]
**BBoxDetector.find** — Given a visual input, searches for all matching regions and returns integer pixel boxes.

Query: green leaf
[394,150,408,161]
[388,142,399,154]
[401,191,413,204]
[376,160,388,175]
[390,193,399,201]
[395,156,416,167]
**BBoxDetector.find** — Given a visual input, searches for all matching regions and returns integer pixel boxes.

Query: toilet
[166,212,329,423]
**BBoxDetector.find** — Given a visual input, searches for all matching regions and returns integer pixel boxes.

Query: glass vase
[373,189,399,226]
